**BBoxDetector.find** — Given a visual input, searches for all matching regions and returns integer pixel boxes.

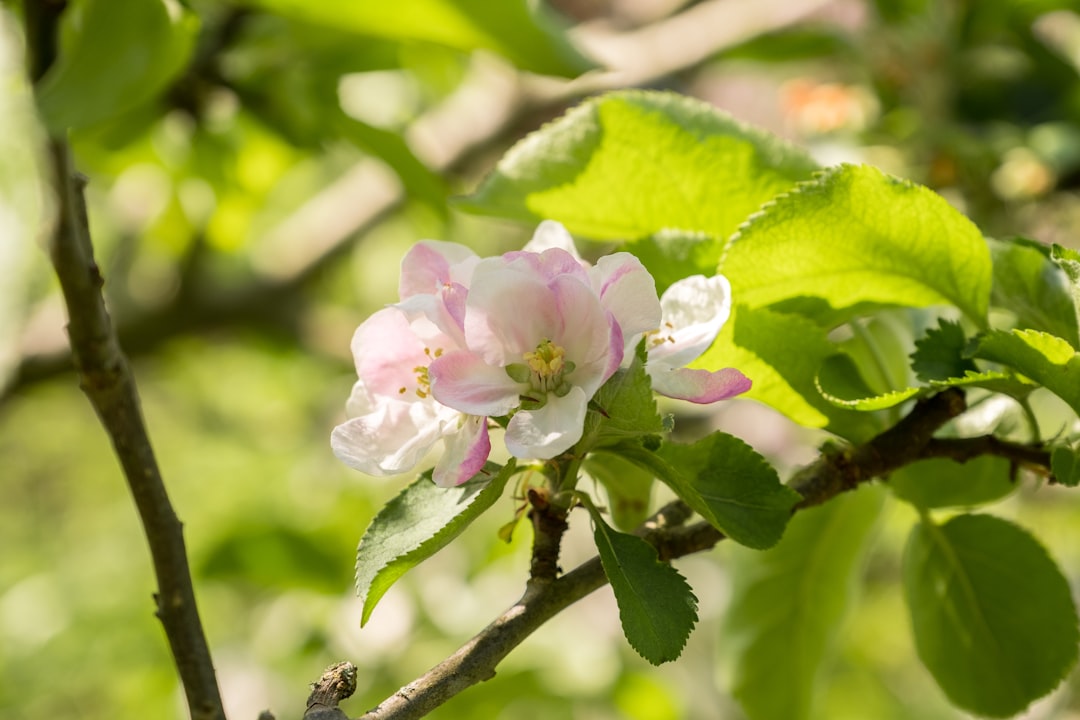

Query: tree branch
[27,3,226,715]
[332,387,1065,720]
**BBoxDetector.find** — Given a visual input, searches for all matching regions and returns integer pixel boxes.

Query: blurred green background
[3,0,1080,718]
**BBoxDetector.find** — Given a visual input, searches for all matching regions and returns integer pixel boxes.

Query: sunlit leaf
[457,90,818,239]
[724,487,884,720]
[590,511,697,665]
[990,237,1079,347]
[970,328,1080,415]
[355,461,513,625]
[720,164,993,327]
[696,305,875,440]
[904,514,1079,717]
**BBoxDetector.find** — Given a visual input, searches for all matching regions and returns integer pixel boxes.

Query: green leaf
[589,511,698,665]
[583,346,665,449]
[246,0,592,78]
[1051,243,1080,336]
[816,352,921,411]
[585,453,654,532]
[1051,444,1080,487]
[720,164,993,327]
[723,486,884,720]
[904,514,1079,717]
[890,456,1016,508]
[457,90,818,239]
[990,237,1079,347]
[970,328,1080,415]
[36,0,199,132]
[696,305,876,440]
[622,432,800,549]
[911,319,978,382]
[624,230,724,296]
[355,461,513,625]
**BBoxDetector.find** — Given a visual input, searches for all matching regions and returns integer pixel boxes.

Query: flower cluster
[331,221,750,486]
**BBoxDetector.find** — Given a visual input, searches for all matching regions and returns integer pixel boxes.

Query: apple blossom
[428,244,660,459]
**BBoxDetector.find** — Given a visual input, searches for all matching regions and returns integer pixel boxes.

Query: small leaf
[622,432,800,549]
[589,511,698,665]
[911,319,978,382]
[36,0,199,132]
[904,514,1079,717]
[246,0,592,78]
[1051,444,1080,487]
[723,487,884,720]
[890,456,1016,508]
[720,164,993,327]
[583,346,664,448]
[990,237,1079,347]
[457,90,818,240]
[970,329,1080,415]
[585,453,654,532]
[355,461,513,625]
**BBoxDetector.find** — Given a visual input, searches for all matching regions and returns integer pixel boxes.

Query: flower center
[646,322,677,350]
[399,346,442,399]
[505,338,576,401]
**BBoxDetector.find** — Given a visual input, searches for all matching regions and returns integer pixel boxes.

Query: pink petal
[591,253,661,338]
[429,350,522,416]
[399,240,478,299]
[522,220,586,265]
[352,307,434,400]
[505,387,588,459]
[649,366,751,404]
[433,415,491,487]
[464,259,566,364]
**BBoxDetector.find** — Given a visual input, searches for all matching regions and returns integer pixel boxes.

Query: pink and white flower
[428,242,660,459]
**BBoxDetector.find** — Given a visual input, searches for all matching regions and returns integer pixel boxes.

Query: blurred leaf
[904,514,1079,716]
[621,432,800,549]
[970,329,1080,415]
[911,319,977,382]
[697,305,875,440]
[199,522,348,593]
[724,486,884,720]
[589,510,697,665]
[720,165,993,327]
[1051,444,1080,487]
[355,461,513,625]
[890,456,1016,508]
[624,230,724,296]
[586,453,654,532]
[36,0,199,132]
[457,90,818,239]
[0,15,46,392]
[334,113,446,210]
[990,237,1079,346]
[719,27,857,63]
[246,0,592,78]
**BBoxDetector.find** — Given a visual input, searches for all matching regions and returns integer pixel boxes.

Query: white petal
[591,253,661,338]
[504,387,587,459]
[331,401,443,476]
[522,220,585,264]
[651,275,733,367]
